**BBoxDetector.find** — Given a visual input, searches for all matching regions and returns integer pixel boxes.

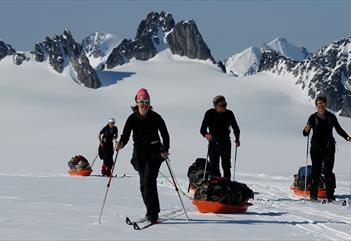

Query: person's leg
[103,144,114,176]
[220,141,232,179]
[143,162,161,222]
[310,146,322,200]
[324,144,336,200]
[209,141,221,177]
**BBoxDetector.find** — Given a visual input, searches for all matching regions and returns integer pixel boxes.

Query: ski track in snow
[249,176,351,241]
[0,173,351,240]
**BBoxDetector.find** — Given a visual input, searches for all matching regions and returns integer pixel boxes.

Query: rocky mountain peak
[106,11,214,69]
[0,40,16,62]
[135,11,175,39]
[31,29,101,88]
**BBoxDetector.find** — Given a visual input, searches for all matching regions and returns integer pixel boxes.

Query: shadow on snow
[97,70,135,87]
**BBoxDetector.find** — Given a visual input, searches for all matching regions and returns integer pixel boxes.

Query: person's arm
[158,115,170,153]
[230,111,240,145]
[303,115,313,136]
[98,127,105,146]
[118,115,133,149]
[200,110,212,141]
[113,126,118,148]
[332,115,350,141]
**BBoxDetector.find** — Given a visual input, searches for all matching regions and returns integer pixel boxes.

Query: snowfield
[0,50,351,240]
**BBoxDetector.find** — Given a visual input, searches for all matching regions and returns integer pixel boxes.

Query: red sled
[68,169,93,176]
[290,186,327,198]
[192,199,252,214]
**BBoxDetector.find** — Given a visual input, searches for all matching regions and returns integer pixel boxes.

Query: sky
[1,0,351,61]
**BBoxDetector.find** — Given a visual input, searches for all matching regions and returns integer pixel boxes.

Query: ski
[126,208,186,230]
[320,199,349,206]
[90,174,127,178]
[125,216,148,225]
[311,198,349,206]
[133,220,159,230]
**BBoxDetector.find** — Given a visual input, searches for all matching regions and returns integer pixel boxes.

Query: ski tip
[126,217,132,225]
[133,223,141,230]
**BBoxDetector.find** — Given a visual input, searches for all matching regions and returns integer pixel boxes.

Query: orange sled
[68,169,93,176]
[192,199,252,214]
[290,187,327,198]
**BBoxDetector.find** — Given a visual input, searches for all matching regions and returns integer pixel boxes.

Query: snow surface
[1,50,351,240]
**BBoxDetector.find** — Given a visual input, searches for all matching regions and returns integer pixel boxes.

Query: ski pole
[304,133,310,200]
[165,158,190,221]
[203,141,210,182]
[159,171,192,200]
[233,145,238,181]
[90,151,99,169]
[349,144,351,206]
[98,150,119,224]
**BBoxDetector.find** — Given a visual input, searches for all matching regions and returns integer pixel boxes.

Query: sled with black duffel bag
[188,158,254,213]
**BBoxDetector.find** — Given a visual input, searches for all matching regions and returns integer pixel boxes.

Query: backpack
[293,165,335,190]
[193,176,254,205]
[68,155,91,170]
[187,158,211,187]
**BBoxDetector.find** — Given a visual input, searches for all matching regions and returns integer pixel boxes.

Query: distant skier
[98,118,118,176]
[200,95,240,179]
[303,95,351,201]
[117,88,170,223]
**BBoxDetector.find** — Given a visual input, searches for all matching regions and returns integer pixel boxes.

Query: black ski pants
[208,140,232,179]
[102,143,114,170]
[138,161,161,220]
[310,142,335,199]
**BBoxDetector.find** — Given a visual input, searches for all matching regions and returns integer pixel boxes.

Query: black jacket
[100,125,118,144]
[200,108,240,143]
[120,109,170,152]
[303,111,348,146]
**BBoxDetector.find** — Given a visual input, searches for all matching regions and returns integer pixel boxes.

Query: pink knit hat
[135,88,150,102]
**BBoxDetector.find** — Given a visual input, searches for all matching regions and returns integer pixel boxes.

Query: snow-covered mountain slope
[258,37,351,117]
[1,49,351,175]
[266,37,311,61]
[82,31,122,68]
[225,37,310,77]
[1,49,351,240]
[225,47,261,76]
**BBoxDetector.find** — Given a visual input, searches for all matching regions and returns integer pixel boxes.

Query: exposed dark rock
[13,52,28,65]
[82,31,105,58]
[135,11,175,39]
[217,61,226,73]
[31,29,101,88]
[61,29,101,88]
[106,11,214,69]
[0,40,16,61]
[166,20,214,62]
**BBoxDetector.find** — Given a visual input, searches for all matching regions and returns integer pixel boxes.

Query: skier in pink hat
[117,88,170,223]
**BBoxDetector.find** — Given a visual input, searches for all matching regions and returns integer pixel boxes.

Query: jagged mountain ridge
[105,11,214,69]
[0,11,215,88]
[225,37,311,77]
[225,36,351,117]
[258,37,351,117]
[266,37,311,61]
[81,31,122,69]
[31,29,101,88]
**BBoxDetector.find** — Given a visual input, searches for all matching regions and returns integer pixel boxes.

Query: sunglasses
[316,102,326,106]
[137,99,150,105]
[217,103,227,108]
